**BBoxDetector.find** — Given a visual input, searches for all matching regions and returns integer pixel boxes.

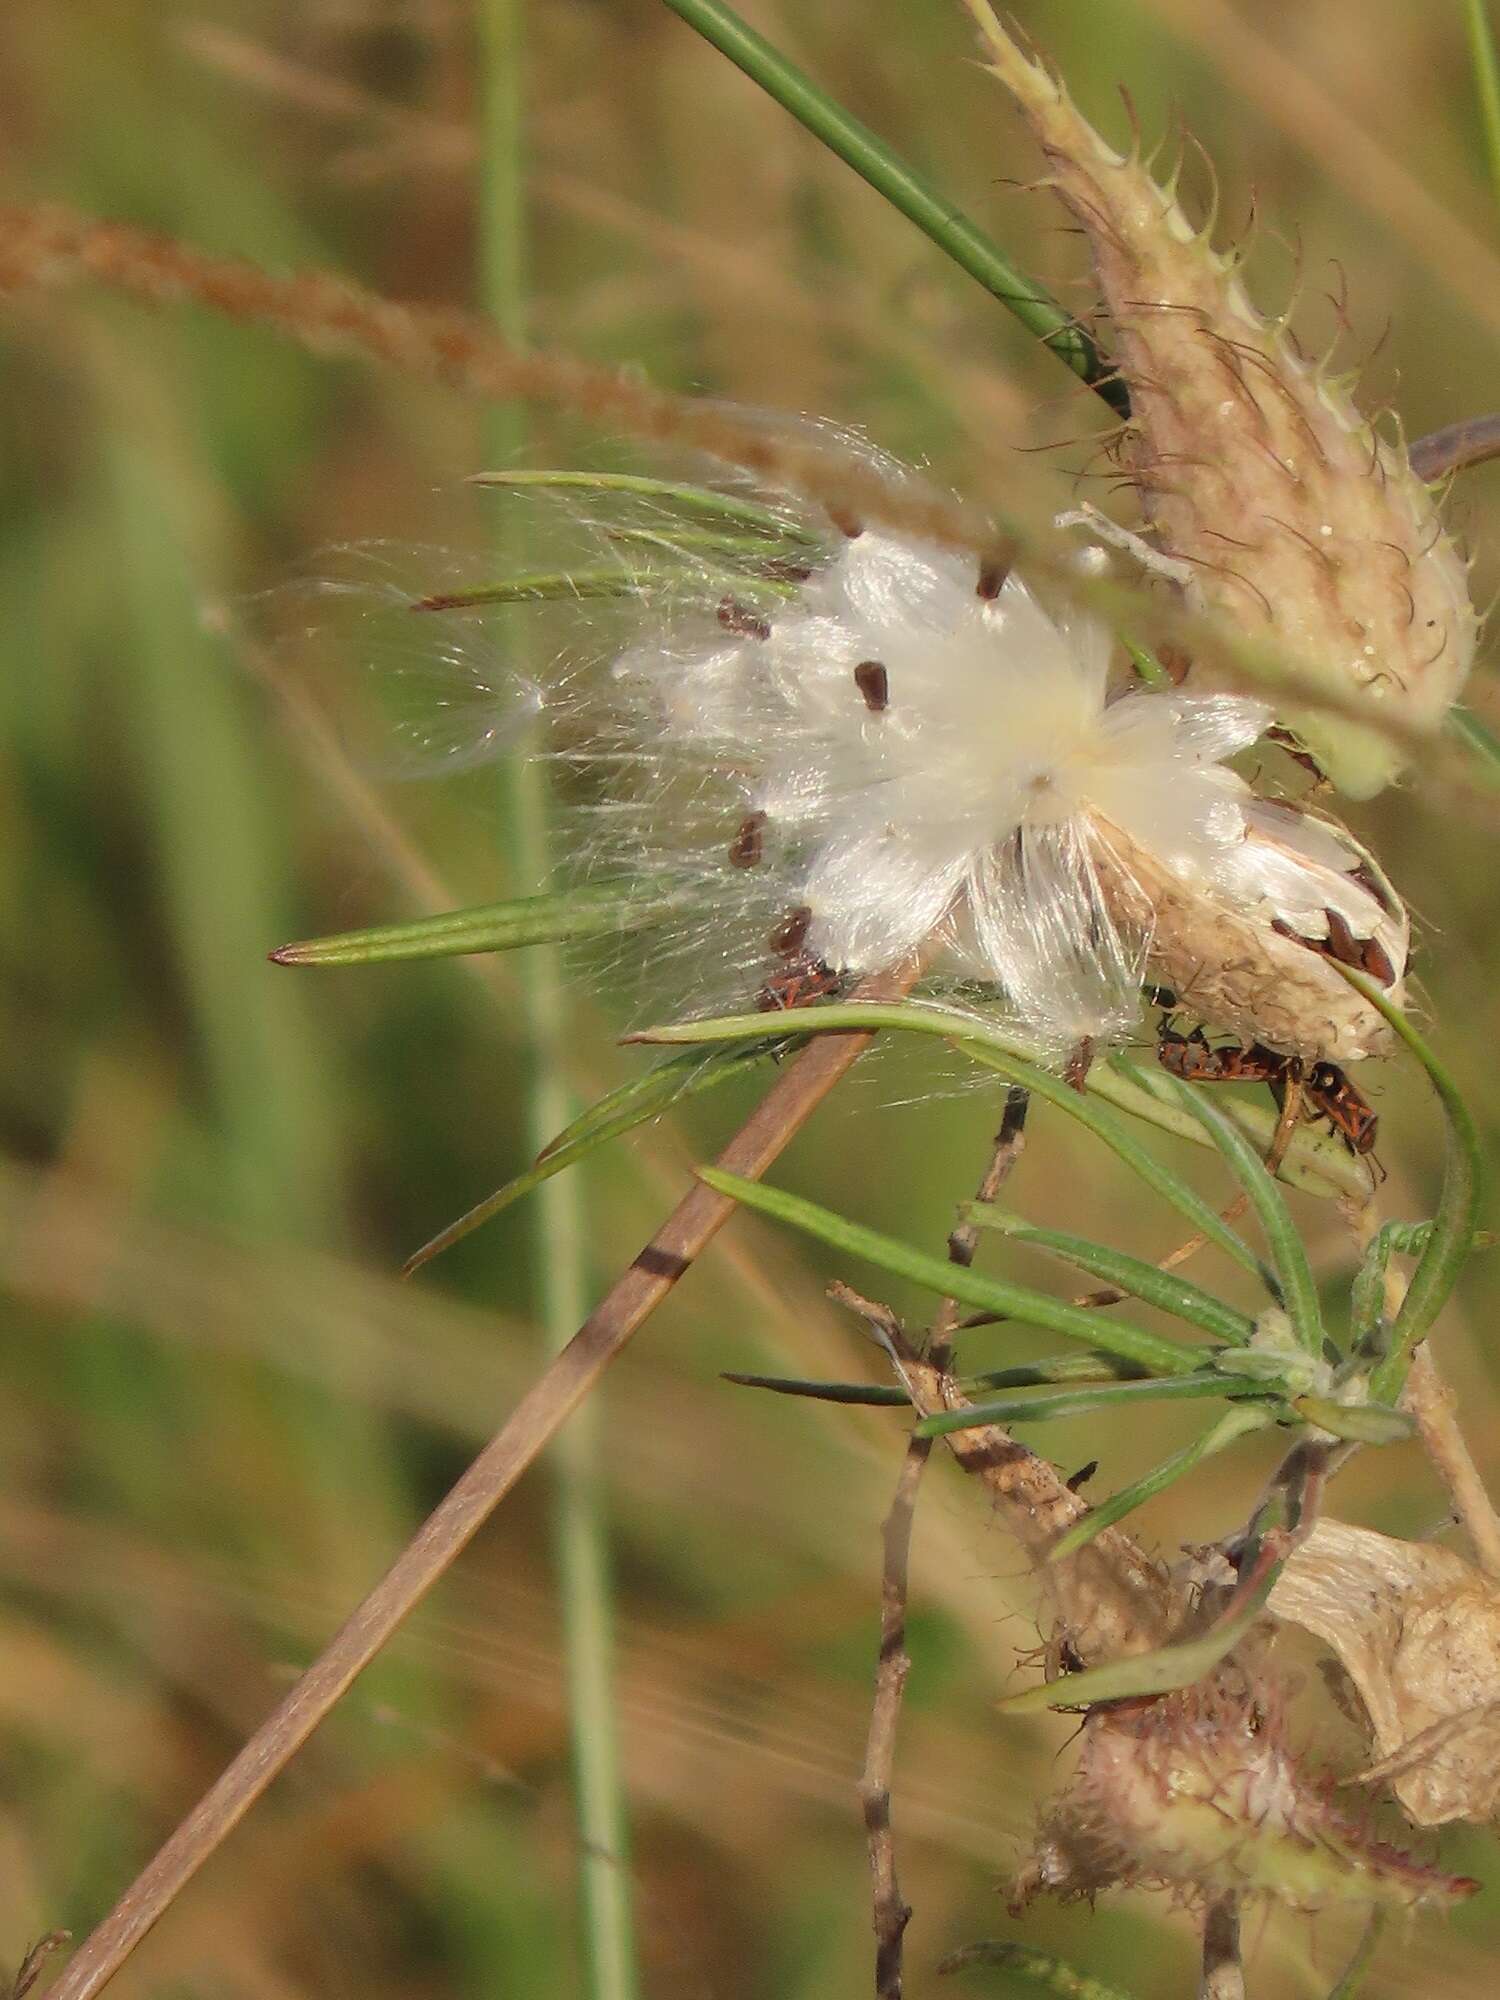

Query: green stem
[658,0,1127,413]
[479,7,639,1995]
[1464,0,1500,210]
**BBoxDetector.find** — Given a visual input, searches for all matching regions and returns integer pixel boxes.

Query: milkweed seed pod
[1010,1660,1478,1914]
[602,516,1407,1061]
[1271,1518,1500,1827]
[900,1365,1472,1911]
[366,463,1407,1062]
[1096,803,1409,1062]
[965,4,1478,798]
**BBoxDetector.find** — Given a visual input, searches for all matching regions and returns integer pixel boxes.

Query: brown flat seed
[769,904,812,956]
[1322,906,1362,968]
[1360,936,1396,986]
[853,660,889,712]
[728,811,767,868]
[976,555,1010,600]
[717,596,771,640]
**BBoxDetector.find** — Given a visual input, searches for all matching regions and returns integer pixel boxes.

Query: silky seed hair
[302,440,1409,1063]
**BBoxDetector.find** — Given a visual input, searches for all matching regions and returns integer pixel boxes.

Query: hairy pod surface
[968,7,1477,797]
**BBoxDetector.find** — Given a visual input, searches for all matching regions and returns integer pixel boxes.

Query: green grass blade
[1331,970,1486,1401]
[634,1004,1268,1278]
[479,0,638,1989]
[1044,1406,1277,1562]
[697,1166,1212,1378]
[404,1039,778,1275]
[1465,0,1500,209]
[658,0,1127,413]
[272,880,678,966]
[915,1373,1270,1437]
[1154,1082,1323,1352]
[963,1209,1257,1345]
[468,468,822,542]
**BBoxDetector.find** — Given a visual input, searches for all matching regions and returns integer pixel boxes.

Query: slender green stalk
[479,8,639,1995]
[1347,972,1483,1404]
[658,0,1128,413]
[1159,1086,1323,1353]
[1464,0,1500,209]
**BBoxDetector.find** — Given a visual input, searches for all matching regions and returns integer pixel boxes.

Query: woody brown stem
[859,1090,1029,2000]
[43,961,918,2000]
[1198,1896,1244,2000]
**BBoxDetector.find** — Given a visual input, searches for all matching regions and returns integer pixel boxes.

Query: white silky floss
[606,525,1403,1060]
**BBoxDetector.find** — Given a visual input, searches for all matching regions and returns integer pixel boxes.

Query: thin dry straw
[40,960,919,2000]
[2,200,1489,801]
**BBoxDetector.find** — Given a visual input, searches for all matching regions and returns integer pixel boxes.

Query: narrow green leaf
[727,1351,1162,1408]
[1044,1406,1277,1562]
[272,880,679,966]
[1154,1082,1323,1353]
[1331,969,1486,1402]
[404,1038,778,1275]
[539,1036,783,1160]
[915,1373,1272,1438]
[963,1208,1257,1345]
[468,467,822,542]
[722,1372,910,1405]
[634,1004,1268,1279]
[697,1165,1212,1378]
[658,0,1128,414]
[1103,1051,1367,1200]
[938,1940,1139,2000]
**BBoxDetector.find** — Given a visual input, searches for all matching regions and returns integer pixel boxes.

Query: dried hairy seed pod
[1270,1518,1500,1826]
[966,5,1478,799]
[1095,804,1408,1063]
[1010,1660,1478,1913]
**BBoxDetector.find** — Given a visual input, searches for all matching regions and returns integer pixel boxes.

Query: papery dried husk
[1270,1518,1500,1826]
[966,7,1477,798]
[1011,1660,1477,1912]
[1091,815,1404,1063]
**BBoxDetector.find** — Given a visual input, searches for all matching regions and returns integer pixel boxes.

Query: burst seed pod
[965,5,1477,798]
[1271,1518,1500,1827]
[1096,803,1409,1062]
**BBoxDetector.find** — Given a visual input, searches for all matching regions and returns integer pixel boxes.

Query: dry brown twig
[854,1085,1030,2000]
[0,200,1494,813]
[39,957,919,2000]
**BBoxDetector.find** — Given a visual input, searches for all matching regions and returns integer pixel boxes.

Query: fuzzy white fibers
[316,496,1406,1059]
[600,526,1282,1052]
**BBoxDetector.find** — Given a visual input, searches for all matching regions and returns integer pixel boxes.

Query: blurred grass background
[2,1,1500,1994]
